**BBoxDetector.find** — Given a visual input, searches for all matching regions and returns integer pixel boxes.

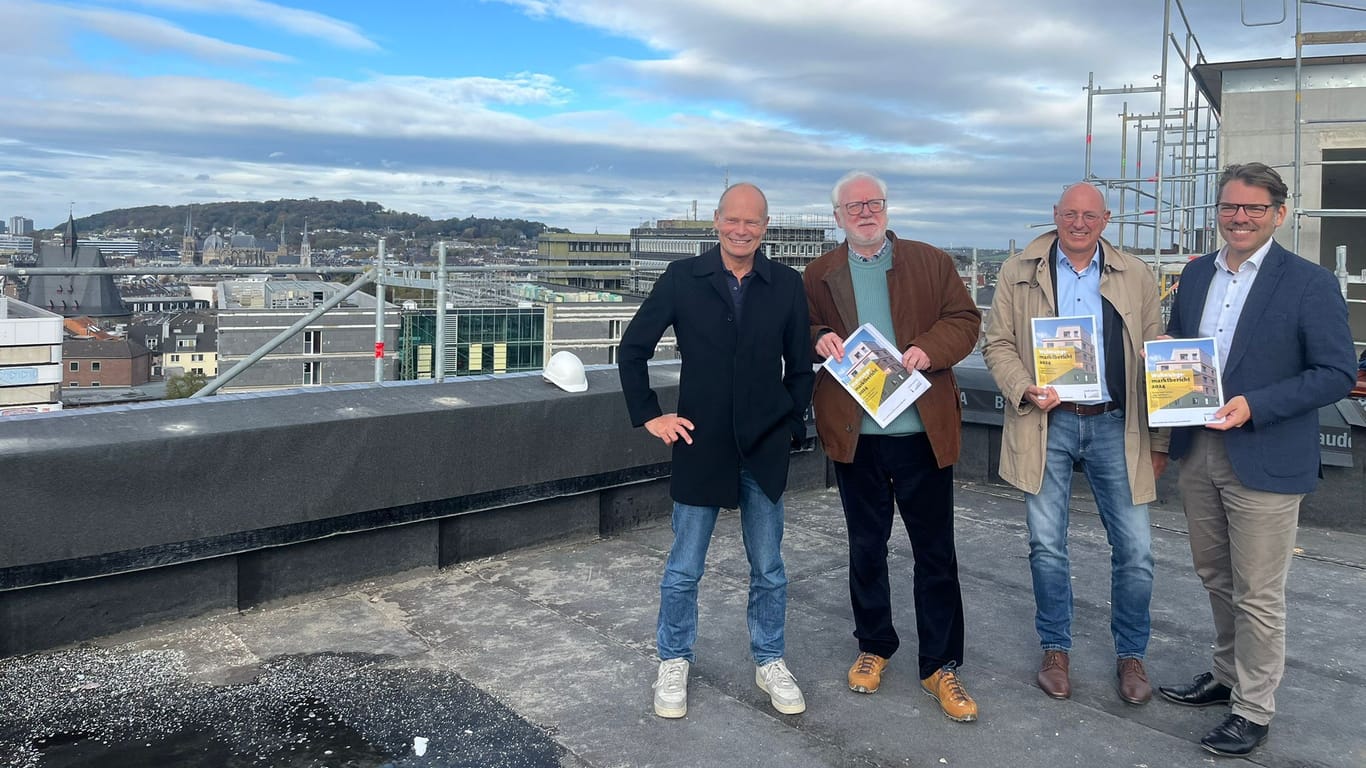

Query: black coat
[618,246,814,507]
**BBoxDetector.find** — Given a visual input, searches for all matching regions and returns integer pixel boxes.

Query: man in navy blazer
[1156,163,1356,757]
[618,182,814,720]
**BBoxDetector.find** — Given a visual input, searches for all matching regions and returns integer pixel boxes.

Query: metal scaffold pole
[1294,0,1305,254]
[1154,0,1172,276]
[435,242,447,380]
[374,238,386,384]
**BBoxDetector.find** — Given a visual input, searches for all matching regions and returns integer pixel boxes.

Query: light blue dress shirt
[1055,244,1110,404]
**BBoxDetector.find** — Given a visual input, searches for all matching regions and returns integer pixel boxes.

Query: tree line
[60,199,568,247]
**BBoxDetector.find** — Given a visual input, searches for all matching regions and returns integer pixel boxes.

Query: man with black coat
[618,182,814,720]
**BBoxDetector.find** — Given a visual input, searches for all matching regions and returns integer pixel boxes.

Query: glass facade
[399,307,545,380]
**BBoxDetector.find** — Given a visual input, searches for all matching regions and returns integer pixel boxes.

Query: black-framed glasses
[1216,203,1272,218]
[842,199,886,215]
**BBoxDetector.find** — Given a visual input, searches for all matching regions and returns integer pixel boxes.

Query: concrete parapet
[1,360,1360,657]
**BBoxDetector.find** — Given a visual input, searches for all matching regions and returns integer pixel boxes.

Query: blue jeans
[657,469,786,665]
[1025,408,1153,658]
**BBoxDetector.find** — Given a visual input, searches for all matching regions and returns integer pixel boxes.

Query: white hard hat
[543,351,588,392]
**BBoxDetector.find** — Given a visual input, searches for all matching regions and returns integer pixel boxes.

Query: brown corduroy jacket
[803,232,982,467]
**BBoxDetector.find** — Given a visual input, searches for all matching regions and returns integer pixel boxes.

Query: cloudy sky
[3,0,1365,247]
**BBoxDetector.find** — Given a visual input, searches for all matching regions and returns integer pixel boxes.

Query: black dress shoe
[1201,713,1268,756]
[1158,671,1232,707]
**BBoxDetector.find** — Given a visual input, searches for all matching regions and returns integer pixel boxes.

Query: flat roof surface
[3,481,1362,767]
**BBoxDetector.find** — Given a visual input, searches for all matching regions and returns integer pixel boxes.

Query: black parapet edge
[0,462,673,592]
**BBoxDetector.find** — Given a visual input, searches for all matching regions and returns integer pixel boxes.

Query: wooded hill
[62,199,568,248]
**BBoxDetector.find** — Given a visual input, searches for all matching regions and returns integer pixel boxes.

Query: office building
[7,217,33,237]
[216,280,399,392]
[536,233,631,292]
[0,297,63,414]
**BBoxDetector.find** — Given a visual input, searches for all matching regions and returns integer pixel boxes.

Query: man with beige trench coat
[983,182,1165,706]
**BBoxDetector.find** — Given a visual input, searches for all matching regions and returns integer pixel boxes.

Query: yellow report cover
[1144,337,1225,427]
[821,323,930,428]
[1031,315,1100,402]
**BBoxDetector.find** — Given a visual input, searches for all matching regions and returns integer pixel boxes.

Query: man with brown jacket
[804,171,982,722]
[982,182,1163,706]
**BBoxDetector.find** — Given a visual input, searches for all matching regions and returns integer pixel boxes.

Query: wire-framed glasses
[1058,211,1104,223]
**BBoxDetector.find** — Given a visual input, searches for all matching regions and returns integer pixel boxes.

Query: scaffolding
[1083,0,1366,348]
[1082,0,1222,296]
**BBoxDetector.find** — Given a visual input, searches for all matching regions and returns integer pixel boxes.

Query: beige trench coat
[982,231,1163,502]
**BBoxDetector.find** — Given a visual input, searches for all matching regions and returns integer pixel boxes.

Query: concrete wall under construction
[1209,57,1366,346]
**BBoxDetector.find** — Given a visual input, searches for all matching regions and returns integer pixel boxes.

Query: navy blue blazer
[618,247,813,507]
[1165,241,1356,494]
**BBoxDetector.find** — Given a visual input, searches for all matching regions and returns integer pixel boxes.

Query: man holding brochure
[803,171,982,722]
[1156,163,1355,757]
[982,182,1163,705]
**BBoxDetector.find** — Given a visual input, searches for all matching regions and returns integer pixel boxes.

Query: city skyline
[5,1,1366,248]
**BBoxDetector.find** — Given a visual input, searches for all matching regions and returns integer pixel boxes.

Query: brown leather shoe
[1117,657,1152,704]
[1037,650,1070,699]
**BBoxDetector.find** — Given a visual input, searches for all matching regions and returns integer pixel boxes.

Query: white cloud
[113,0,380,51]
[6,0,1366,246]
[67,6,290,63]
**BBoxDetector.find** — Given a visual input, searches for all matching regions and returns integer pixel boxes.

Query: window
[304,330,322,354]
[69,361,79,371]
[191,354,203,362]
[91,382,100,387]
[68,381,78,387]
[303,361,322,385]
[91,361,101,372]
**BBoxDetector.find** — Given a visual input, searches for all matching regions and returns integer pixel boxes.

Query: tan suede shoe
[848,652,888,693]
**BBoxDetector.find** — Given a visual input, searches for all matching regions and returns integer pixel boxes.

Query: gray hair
[831,171,888,208]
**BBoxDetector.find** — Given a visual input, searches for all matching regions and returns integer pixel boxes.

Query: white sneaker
[755,658,806,714]
[653,658,690,718]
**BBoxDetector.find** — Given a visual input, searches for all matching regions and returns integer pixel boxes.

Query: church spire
[300,218,311,268]
[181,207,197,265]
[63,210,78,262]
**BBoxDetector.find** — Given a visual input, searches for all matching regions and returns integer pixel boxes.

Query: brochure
[1031,315,1101,402]
[1144,337,1225,427]
[821,322,930,428]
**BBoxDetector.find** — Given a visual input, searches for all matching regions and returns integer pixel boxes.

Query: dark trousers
[833,432,965,680]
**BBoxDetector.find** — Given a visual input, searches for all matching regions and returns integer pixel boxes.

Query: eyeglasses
[1057,211,1104,223]
[1216,203,1272,218]
[841,199,886,215]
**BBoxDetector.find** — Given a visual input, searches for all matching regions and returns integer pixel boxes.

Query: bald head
[1052,183,1110,263]
[718,182,768,218]
[1057,183,1105,210]
[714,182,770,264]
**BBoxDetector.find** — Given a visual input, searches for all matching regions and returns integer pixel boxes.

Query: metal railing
[1,256,642,394]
